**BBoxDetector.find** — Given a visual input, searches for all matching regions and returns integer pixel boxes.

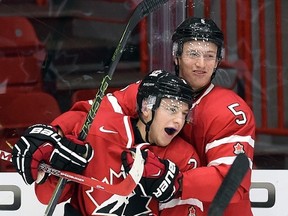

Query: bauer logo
[153,160,176,199]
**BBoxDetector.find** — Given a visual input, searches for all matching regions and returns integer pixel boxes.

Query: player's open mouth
[164,127,177,136]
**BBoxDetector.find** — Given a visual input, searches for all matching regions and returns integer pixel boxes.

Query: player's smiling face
[176,40,219,90]
[149,98,189,147]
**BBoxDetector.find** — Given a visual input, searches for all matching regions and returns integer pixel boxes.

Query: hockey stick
[0,147,143,196]
[46,0,169,215]
[208,153,250,216]
[79,0,169,138]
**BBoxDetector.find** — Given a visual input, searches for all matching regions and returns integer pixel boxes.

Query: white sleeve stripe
[159,197,203,212]
[208,156,253,169]
[123,115,133,148]
[107,93,123,114]
[205,135,255,153]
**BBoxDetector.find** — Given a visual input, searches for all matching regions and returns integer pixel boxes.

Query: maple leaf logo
[233,142,245,154]
[86,167,152,215]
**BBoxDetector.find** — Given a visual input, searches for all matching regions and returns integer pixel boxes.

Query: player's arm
[51,81,140,135]
[51,101,91,135]
[109,81,139,116]
[181,104,255,203]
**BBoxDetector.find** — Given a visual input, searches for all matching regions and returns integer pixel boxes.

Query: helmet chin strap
[211,68,217,80]
[174,58,180,76]
[138,110,156,144]
[192,67,219,100]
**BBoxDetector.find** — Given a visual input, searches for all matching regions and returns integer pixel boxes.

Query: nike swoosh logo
[99,126,118,134]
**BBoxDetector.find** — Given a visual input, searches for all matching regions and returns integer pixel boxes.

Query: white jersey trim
[208,155,253,169]
[192,83,214,109]
[205,135,255,153]
[159,197,203,212]
[123,115,133,148]
[107,93,124,114]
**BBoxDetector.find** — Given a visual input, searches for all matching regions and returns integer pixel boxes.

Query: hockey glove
[50,134,94,173]
[121,148,182,203]
[12,124,93,185]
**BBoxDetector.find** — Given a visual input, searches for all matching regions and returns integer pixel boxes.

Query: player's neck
[131,118,146,144]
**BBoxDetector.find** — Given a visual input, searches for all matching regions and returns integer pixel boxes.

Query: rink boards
[0,170,287,216]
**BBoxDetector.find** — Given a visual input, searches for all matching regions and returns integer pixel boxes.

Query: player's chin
[157,136,174,147]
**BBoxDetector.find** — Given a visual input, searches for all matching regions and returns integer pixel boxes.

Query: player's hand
[121,148,182,203]
[12,124,93,185]
[50,134,94,174]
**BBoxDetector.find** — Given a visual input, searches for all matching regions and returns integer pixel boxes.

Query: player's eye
[203,53,217,60]
[186,50,200,58]
[168,107,178,113]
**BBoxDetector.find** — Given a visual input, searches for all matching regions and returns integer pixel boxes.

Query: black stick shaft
[208,153,250,216]
[44,0,169,215]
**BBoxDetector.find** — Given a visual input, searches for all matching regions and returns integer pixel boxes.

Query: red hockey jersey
[35,102,200,215]
[69,81,255,216]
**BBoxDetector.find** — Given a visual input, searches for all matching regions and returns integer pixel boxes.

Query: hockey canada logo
[86,168,152,215]
[233,142,245,154]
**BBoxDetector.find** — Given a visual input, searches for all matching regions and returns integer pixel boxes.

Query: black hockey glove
[50,133,93,173]
[12,124,93,185]
[121,148,182,203]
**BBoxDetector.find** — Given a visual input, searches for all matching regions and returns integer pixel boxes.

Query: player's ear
[174,58,180,76]
[173,57,179,66]
[141,100,151,120]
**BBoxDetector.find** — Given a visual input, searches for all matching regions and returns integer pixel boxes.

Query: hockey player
[12,70,200,215]
[166,17,255,215]
[66,17,255,215]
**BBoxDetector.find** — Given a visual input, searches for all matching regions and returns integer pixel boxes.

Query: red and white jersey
[35,96,200,215]
[173,84,255,216]
[70,81,255,216]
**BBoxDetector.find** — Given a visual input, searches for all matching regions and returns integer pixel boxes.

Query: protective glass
[160,98,191,122]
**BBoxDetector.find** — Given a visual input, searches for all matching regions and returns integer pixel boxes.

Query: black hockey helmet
[137,69,193,113]
[172,17,224,59]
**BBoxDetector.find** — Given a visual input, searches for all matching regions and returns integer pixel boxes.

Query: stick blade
[208,153,250,216]
[38,146,144,196]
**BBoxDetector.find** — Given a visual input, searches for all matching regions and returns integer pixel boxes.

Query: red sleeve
[51,81,140,134]
[50,100,91,135]
[35,101,91,204]
[182,165,247,202]
[35,176,75,204]
[111,81,139,117]
[181,86,255,203]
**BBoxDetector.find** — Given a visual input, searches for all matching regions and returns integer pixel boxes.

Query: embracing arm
[181,163,250,203]
[180,90,255,203]
[51,81,139,134]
